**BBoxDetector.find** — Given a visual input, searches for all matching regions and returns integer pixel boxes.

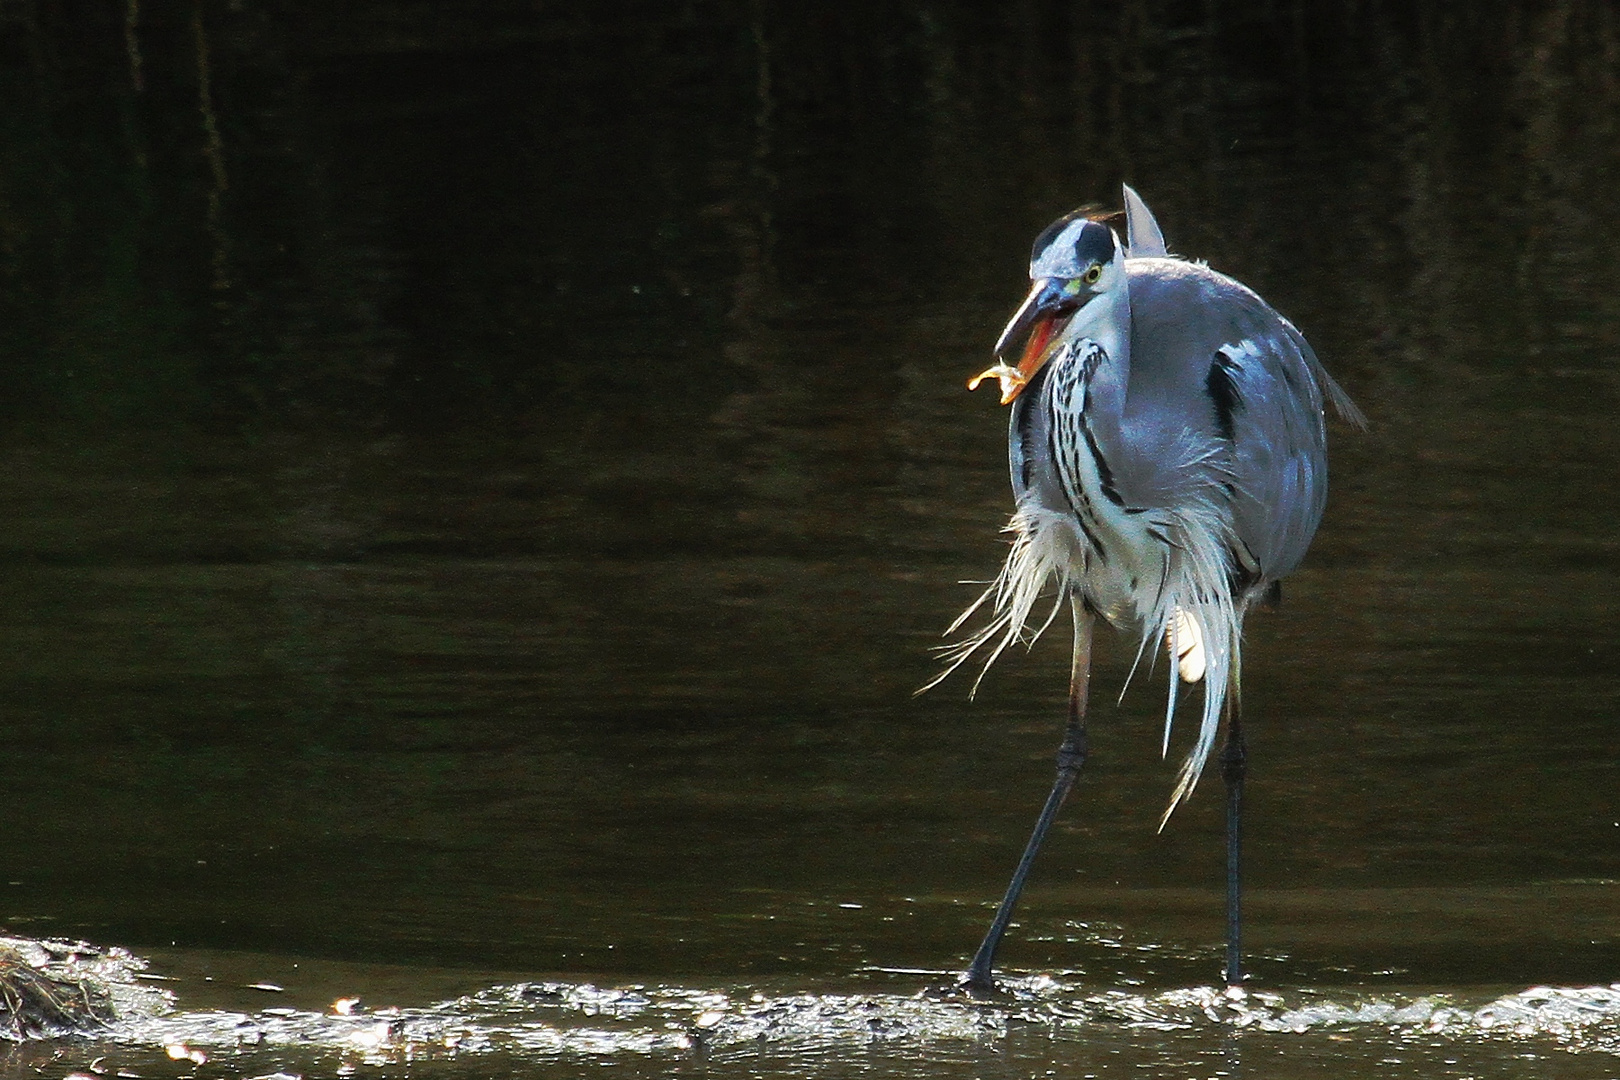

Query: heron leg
[962,596,1094,994]
[1221,699,1246,989]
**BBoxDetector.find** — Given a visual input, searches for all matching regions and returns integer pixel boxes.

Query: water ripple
[92,978,1620,1064]
[12,938,1620,1067]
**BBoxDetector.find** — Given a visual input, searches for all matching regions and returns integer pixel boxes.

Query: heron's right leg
[962,596,1094,995]
[1221,696,1246,989]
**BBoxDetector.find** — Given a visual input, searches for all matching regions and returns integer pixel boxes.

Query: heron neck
[1067,284,1131,428]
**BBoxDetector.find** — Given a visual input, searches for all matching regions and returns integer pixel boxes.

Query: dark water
[2,1,1619,1075]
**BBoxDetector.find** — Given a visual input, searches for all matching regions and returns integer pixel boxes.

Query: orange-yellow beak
[968,278,1075,405]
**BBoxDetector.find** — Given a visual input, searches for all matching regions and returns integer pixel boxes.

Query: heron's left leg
[962,595,1094,995]
[1221,694,1246,989]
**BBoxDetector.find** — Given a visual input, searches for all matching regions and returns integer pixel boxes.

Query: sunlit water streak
[10,936,1620,1075]
[92,979,1620,1067]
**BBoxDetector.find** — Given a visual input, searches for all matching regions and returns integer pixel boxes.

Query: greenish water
[1,2,1618,1076]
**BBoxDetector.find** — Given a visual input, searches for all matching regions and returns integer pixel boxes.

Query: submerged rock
[0,935,165,1041]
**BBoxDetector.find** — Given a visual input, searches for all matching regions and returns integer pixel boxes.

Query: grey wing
[1120,260,1362,584]
[1217,320,1334,581]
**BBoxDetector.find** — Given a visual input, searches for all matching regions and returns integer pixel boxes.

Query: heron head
[969,214,1125,404]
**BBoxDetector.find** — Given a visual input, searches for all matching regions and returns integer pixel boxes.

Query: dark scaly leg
[962,597,1094,994]
[1221,694,1246,989]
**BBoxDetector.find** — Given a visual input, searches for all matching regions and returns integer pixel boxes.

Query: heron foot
[924,973,1004,1001]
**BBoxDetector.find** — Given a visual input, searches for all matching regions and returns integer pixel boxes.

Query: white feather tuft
[927,482,1244,828]
[1146,495,1239,830]
[1168,607,1206,685]
[917,503,1079,698]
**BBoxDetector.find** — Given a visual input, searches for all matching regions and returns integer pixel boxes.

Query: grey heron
[931,185,1362,993]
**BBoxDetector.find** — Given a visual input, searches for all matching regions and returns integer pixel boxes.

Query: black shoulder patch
[1206,350,1243,443]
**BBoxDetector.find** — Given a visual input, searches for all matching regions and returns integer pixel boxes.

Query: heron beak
[968,278,1074,405]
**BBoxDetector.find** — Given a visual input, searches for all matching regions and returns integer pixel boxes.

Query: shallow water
[1,2,1619,1077]
[12,937,1620,1078]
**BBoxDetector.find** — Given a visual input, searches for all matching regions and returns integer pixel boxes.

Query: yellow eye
[1083,262,1103,285]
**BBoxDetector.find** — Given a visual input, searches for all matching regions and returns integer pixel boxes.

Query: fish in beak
[968,277,1078,404]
